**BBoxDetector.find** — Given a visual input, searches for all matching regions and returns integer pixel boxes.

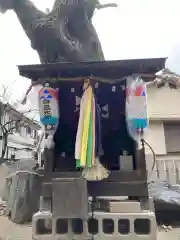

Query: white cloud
[166,37,180,75]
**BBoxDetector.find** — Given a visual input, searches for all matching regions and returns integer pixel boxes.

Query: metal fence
[145,154,180,184]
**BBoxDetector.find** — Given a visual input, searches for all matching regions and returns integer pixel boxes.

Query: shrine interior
[53,80,136,172]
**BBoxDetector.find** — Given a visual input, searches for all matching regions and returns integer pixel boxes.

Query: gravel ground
[0,216,32,240]
[158,228,180,240]
[0,216,180,240]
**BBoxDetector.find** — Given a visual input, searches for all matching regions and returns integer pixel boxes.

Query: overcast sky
[0,0,180,104]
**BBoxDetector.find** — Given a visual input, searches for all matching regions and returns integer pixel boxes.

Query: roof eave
[18,58,166,82]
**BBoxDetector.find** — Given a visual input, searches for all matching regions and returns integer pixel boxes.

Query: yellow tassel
[82,92,109,181]
[80,86,92,166]
[83,79,90,90]
[82,158,109,181]
[92,95,95,166]
[75,92,86,161]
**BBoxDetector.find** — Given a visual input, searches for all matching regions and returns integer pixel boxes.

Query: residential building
[0,101,41,161]
[145,83,180,183]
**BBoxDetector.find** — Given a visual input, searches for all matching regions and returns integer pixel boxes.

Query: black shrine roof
[18,58,166,82]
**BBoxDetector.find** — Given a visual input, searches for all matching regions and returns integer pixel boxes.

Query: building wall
[146,84,180,156]
[0,102,40,161]
[145,85,180,183]
[147,85,180,120]
[144,121,166,155]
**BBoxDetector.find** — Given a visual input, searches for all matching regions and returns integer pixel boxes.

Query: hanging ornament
[126,76,149,141]
[38,84,59,127]
[38,84,59,168]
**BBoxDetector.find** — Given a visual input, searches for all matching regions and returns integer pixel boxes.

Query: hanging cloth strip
[80,85,93,167]
[75,89,86,167]
[95,98,102,157]
[75,81,101,169]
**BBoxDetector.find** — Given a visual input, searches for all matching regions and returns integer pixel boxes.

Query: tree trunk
[0,0,117,223]
[0,0,105,63]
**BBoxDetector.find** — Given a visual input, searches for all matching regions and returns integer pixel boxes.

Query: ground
[0,216,179,240]
[0,217,32,239]
[159,228,180,240]
[0,165,179,239]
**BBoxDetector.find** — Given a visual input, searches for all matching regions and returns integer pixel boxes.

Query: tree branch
[0,0,106,63]
[96,3,118,10]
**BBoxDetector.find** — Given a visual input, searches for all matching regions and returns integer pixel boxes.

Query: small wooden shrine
[18,58,165,218]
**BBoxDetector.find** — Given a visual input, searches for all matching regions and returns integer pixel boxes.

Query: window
[21,126,26,137]
[8,115,12,130]
[15,123,20,133]
[31,129,38,139]
[26,126,31,136]
[0,104,2,124]
[32,129,35,138]
[8,115,16,133]
[164,122,180,153]
[31,128,34,138]
[34,130,37,139]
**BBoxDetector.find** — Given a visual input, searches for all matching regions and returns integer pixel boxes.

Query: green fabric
[76,159,81,168]
[86,109,93,168]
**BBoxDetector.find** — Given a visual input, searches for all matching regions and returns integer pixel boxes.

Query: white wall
[144,121,166,180]
[147,85,180,120]
[144,121,166,155]
[144,85,180,182]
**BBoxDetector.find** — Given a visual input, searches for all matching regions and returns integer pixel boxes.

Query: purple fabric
[94,96,101,157]
[54,82,128,156]
[57,82,125,131]
[94,84,125,135]
[52,81,137,171]
[58,82,82,127]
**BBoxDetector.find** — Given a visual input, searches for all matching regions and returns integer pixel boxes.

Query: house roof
[147,68,180,88]
[0,100,41,129]
[18,58,166,83]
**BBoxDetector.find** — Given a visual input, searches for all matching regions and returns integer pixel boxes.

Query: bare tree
[0,84,38,163]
